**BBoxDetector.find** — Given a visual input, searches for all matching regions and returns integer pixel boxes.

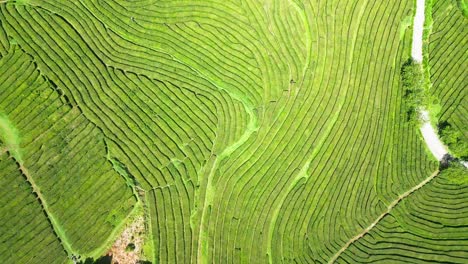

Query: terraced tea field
[0,0,466,263]
[426,0,467,160]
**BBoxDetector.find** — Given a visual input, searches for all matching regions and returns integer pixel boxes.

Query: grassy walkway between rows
[0,111,75,258]
[0,112,21,162]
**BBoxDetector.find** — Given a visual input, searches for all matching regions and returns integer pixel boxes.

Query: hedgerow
[400,59,425,122]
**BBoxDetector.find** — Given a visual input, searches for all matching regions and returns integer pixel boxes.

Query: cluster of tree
[439,121,468,160]
[400,59,425,122]
[77,255,112,264]
[439,160,468,185]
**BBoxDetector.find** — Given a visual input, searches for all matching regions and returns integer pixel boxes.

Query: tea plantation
[0,0,466,263]
[426,0,467,159]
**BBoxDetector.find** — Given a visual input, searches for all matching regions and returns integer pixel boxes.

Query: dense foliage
[439,121,468,159]
[401,59,425,122]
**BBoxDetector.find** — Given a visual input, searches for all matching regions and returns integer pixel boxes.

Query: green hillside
[0,0,465,263]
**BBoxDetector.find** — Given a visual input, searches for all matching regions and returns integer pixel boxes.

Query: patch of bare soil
[107,216,145,264]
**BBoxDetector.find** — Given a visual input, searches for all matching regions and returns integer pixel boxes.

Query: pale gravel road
[419,110,448,160]
[413,0,453,162]
[412,0,425,62]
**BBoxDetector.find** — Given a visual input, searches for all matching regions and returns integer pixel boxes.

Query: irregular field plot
[0,46,136,258]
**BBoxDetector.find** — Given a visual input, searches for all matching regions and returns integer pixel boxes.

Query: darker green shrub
[440,161,468,185]
[457,0,468,18]
[439,121,468,160]
[125,242,136,252]
[78,255,112,264]
[400,59,424,122]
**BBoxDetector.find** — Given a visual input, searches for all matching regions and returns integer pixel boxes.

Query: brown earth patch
[107,216,145,264]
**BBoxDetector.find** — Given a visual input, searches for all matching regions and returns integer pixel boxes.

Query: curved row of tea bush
[0,153,68,263]
[337,166,468,263]
[0,2,249,262]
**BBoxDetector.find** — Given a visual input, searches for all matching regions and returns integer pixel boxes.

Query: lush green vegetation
[458,0,468,17]
[439,121,468,159]
[400,59,425,122]
[0,0,465,263]
[427,0,467,160]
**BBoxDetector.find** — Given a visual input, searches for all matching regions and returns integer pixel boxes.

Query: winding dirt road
[412,0,450,162]
[413,0,466,168]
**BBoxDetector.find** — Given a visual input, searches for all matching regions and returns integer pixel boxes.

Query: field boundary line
[328,169,440,263]
[16,162,76,257]
[1,112,72,255]
[197,104,258,264]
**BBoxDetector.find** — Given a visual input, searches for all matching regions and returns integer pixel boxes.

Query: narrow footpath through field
[0,111,74,256]
[328,169,440,263]
[412,0,467,168]
[419,110,448,160]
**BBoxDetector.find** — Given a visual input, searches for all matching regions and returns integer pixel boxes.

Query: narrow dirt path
[412,0,425,63]
[419,110,448,160]
[412,0,450,162]
[0,112,74,256]
[413,0,466,168]
[18,162,74,256]
[328,169,439,263]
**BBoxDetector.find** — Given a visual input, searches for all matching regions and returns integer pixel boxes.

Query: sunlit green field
[0,0,466,263]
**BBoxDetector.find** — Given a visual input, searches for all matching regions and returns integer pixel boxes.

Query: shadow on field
[79,255,152,264]
[80,255,112,264]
